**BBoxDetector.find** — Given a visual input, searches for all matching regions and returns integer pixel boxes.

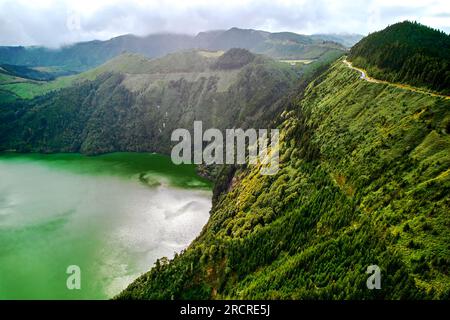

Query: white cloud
[0,0,448,47]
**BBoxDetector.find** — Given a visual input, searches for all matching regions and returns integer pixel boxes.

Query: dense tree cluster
[349,21,450,94]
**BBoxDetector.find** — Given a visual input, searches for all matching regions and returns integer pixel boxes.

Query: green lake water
[0,152,212,299]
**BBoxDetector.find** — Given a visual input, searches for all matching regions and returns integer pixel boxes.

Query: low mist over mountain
[0,28,347,72]
[115,21,450,300]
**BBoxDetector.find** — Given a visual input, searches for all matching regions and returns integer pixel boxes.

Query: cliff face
[118,59,450,299]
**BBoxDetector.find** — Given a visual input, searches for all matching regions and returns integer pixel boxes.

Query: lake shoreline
[0,152,213,299]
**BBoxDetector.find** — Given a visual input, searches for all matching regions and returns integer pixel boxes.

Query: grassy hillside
[349,21,450,95]
[0,76,76,100]
[117,59,450,299]
[0,64,56,81]
[0,65,80,100]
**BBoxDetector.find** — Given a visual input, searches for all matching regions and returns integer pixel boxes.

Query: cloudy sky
[0,0,448,47]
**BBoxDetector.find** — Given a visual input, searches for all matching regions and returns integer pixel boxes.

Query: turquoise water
[0,152,212,299]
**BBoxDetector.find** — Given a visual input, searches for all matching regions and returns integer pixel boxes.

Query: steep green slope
[0,49,303,155]
[118,59,450,299]
[349,21,450,94]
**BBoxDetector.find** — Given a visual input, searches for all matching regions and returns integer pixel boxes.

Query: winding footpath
[343,59,450,100]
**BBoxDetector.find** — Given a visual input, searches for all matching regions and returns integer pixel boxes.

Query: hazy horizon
[4,27,365,49]
[0,0,449,48]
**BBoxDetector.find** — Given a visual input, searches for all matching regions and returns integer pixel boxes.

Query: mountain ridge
[0,27,347,72]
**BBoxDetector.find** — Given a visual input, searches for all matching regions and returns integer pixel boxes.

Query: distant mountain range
[0,28,359,72]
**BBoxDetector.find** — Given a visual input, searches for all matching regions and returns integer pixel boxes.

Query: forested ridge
[349,21,450,94]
